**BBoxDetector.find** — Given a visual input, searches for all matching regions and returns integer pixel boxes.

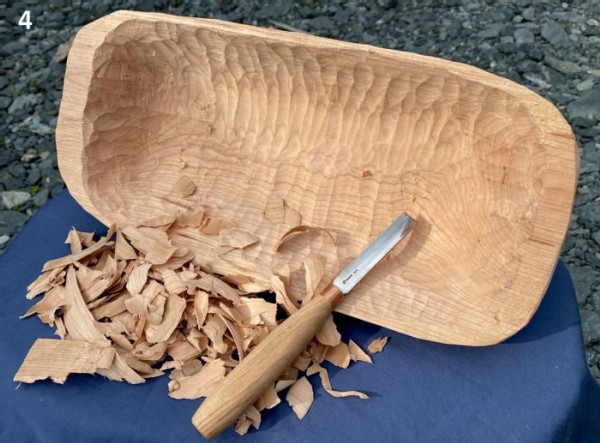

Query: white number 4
[19,10,32,30]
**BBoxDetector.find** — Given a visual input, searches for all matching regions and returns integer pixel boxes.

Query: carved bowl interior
[56,11,577,345]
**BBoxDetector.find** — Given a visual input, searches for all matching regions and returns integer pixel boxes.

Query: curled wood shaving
[307,363,369,400]
[275,225,337,251]
[286,376,314,420]
[367,336,389,353]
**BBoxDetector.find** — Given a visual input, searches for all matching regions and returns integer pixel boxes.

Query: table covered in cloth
[1,190,599,442]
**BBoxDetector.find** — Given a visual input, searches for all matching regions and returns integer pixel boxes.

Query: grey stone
[576,79,596,91]
[0,96,11,110]
[0,150,19,167]
[580,147,600,173]
[309,16,335,30]
[27,167,41,185]
[567,89,600,122]
[579,203,600,228]
[0,233,9,246]
[514,28,535,46]
[0,211,29,236]
[377,0,397,9]
[522,7,535,21]
[516,59,540,74]
[541,19,571,48]
[592,231,600,248]
[581,309,600,345]
[7,94,37,115]
[32,187,49,208]
[25,116,54,135]
[567,264,597,304]
[592,292,600,313]
[477,23,504,39]
[1,191,31,209]
[543,55,581,74]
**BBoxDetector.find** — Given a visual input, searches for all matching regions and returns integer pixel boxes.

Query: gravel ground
[0,0,599,378]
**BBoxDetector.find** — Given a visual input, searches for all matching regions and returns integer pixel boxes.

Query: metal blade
[332,213,415,294]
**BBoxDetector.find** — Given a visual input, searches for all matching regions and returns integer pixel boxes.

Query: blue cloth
[1,190,598,443]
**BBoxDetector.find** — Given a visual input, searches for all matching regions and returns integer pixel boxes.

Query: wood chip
[315,314,341,346]
[174,207,205,228]
[43,226,115,271]
[348,340,373,363]
[125,262,152,295]
[367,336,389,353]
[255,384,281,411]
[283,202,302,227]
[303,254,326,303]
[65,228,82,254]
[145,294,186,343]
[14,339,115,384]
[170,175,196,198]
[219,228,259,249]
[264,196,285,223]
[286,376,314,420]
[199,217,235,235]
[18,211,382,434]
[63,267,108,344]
[168,359,226,399]
[122,226,177,265]
[325,342,351,368]
[115,228,138,260]
[270,274,298,315]
[97,352,145,384]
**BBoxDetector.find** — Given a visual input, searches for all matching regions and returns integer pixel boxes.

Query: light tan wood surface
[56,11,577,346]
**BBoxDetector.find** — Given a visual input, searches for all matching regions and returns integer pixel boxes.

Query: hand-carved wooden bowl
[56,11,577,346]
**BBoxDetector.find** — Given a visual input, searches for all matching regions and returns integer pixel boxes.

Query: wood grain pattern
[56,11,577,346]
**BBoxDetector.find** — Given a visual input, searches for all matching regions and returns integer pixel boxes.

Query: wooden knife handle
[192,284,342,439]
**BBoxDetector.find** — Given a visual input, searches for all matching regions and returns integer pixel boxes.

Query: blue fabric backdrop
[1,191,598,442]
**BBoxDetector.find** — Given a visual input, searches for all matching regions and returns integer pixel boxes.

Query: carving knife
[193,213,415,438]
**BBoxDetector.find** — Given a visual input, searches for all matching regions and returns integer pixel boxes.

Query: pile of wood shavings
[14,210,389,435]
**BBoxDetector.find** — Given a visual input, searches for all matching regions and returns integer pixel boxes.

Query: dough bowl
[56,11,577,346]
